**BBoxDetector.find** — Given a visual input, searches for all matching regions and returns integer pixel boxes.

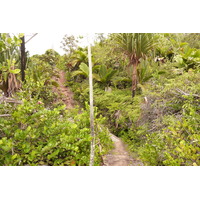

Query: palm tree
[114,33,154,97]
[0,33,21,96]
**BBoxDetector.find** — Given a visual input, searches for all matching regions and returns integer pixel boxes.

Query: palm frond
[71,63,89,78]
[79,63,89,76]
[71,70,85,77]
[115,33,154,61]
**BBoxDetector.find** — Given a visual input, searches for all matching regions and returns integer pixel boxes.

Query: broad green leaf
[7,37,12,44]
[12,154,18,160]
[9,69,20,74]
[79,63,89,76]
[71,70,85,77]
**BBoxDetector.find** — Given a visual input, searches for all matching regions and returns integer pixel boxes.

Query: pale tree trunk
[88,38,95,166]
[132,62,138,98]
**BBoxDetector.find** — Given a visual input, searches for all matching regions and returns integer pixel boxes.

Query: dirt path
[53,71,75,109]
[55,70,143,166]
[103,133,143,166]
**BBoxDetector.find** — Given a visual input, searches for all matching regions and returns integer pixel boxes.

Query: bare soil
[53,71,75,109]
[55,70,143,166]
[102,133,143,166]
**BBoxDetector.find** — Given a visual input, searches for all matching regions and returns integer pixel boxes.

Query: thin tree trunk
[132,62,138,98]
[88,38,95,166]
[20,36,26,82]
[0,80,9,97]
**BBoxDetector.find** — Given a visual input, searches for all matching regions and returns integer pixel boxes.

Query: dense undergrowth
[0,99,112,166]
[0,40,112,166]
[68,66,200,166]
[1,33,200,166]
[67,42,200,166]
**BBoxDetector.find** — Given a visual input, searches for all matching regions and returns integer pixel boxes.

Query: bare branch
[25,33,38,44]
[0,114,11,117]
[0,97,22,104]
[175,89,200,98]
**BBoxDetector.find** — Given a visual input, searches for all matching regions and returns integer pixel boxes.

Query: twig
[0,97,22,104]
[0,114,11,117]
[12,147,14,155]
[25,33,38,44]
[175,89,200,98]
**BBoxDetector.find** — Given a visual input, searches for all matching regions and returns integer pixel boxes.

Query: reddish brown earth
[53,71,75,109]
[55,70,143,166]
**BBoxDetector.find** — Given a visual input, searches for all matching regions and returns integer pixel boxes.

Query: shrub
[136,71,200,165]
[0,99,112,166]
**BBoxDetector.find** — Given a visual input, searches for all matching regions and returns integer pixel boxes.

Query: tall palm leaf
[115,33,154,97]
[94,65,117,86]
[71,63,101,78]
[70,49,88,69]
[71,63,89,77]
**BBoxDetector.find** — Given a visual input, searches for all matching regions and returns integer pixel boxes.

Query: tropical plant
[114,33,154,97]
[137,59,153,84]
[174,45,200,71]
[40,49,60,66]
[71,63,100,78]
[71,63,116,88]
[70,48,88,69]
[93,65,117,88]
[21,56,59,106]
[92,36,124,69]
[0,33,22,96]
[182,33,200,49]
[0,33,22,63]
[71,63,90,78]
[0,99,112,166]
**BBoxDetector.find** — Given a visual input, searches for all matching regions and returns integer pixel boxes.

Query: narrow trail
[103,133,143,166]
[53,70,75,109]
[55,70,143,166]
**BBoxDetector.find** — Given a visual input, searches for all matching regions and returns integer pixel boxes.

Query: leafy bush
[174,46,200,71]
[20,57,59,106]
[0,99,112,166]
[138,97,200,166]
[71,60,200,166]
[136,70,200,165]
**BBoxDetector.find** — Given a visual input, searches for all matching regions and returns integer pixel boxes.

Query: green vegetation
[0,33,22,96]
[66,33,200,166]
[0,34,112,166]
[0,99,112,166]
[0,33,199,166]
